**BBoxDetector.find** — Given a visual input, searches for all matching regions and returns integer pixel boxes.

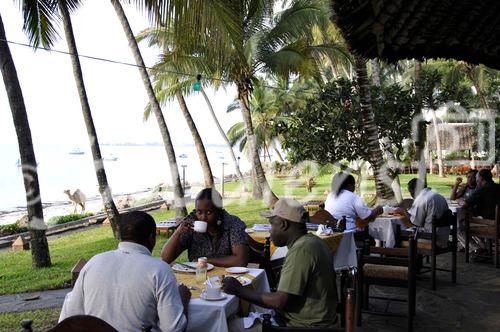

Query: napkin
[243,310,276,329]
[315,224,333,236]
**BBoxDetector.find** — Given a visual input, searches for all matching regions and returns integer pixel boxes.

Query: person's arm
[223,277,290,309]
[157,273,190,332]
[207,244,249,267]
[161,222,191,263]
[450,177,465,200]
[354,195,382,223]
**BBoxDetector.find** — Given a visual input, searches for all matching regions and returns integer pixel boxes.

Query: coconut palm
[54,0,121,237]
[110,0,198,210]
[151,0,350,205]
[354,55,395,201]
[0,1,55,267]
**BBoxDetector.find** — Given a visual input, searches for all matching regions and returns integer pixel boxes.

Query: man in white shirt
[59,211,190,332]
[398,178,450,246]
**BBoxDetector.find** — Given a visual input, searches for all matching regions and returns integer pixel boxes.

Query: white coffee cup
[205,285,222,299]
[194,220,208,233]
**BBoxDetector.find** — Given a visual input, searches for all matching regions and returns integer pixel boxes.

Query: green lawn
[0,173,457,296]
[0,308,60,332]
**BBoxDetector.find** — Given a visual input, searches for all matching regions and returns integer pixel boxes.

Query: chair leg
[431,252,436,291]
[495,238,499,269]
[452,246,457,283]
[363,284,369,310]
[356,279,363,326]
[465,232,470,263]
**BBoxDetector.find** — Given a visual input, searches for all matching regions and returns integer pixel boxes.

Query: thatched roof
[331,0,500,69]
[427,123,476,151]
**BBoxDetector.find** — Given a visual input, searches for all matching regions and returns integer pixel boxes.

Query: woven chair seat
[363,263,408,280]
[469,225,497,237]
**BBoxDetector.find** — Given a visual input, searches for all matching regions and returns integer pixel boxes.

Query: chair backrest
[310,210,337,227]
[469,205,500,236]
[261,287,355,332]
[47,315,118,332]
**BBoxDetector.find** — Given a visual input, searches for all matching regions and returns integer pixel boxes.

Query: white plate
[225,267,249,274]
[206,275,252,287]
[172,262,214,273]
[245,228,254,234]
[199,291,227,301]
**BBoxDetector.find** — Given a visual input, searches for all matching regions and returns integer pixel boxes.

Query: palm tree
[0,4,52,267]
[110,0,199,210]
[56,0,121,237]
[200,86,248,192]
[153,0,350,206]
[354,55,395,201]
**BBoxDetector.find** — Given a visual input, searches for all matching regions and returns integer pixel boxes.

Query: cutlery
[176,262,197,270]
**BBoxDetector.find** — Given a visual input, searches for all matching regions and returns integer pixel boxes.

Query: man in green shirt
[223,198,338,330]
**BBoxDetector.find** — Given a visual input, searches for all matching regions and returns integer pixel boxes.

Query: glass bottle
[196,257,208,284]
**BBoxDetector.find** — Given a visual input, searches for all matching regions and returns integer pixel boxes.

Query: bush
[0,221,28,237]
[47,212,94,226]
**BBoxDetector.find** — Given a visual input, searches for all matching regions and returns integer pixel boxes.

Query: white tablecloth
[270,231,357,271]
[187,268,269,332]
[369,216,409,248]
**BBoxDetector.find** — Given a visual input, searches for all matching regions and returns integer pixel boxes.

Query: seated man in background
[59,211,190,332]
[459,169,500,257]
[223,198,338,331]
[450,169,478,201]
[396,178,449,246]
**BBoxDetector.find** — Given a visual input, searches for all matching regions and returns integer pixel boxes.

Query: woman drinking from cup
[161,188,249,267]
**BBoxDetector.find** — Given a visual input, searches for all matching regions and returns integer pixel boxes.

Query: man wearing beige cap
[223,198,338,330]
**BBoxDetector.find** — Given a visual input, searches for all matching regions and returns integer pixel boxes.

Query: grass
[0,308,60,332]
[0,173,458,296]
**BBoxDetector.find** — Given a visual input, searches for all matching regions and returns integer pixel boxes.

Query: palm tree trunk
[200,87,247,192]
[175,90,214,187]
[354,56,394,201]
[414,60,428,187]
[273,144,284,162]
[431,109,445,177]
[371,58,381,86]
[59,2,121,237]
[464,63,490,109]
[238,84,278,206]
[110,0,187,216]
[0,13,51,267]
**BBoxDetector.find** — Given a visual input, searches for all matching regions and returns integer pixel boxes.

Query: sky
[0,0,239,148]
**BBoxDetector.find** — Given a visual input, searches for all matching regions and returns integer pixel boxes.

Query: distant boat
[15,159,21,167]
[103,154,118,161]
[69,148,84,155]
[179,153,188,158]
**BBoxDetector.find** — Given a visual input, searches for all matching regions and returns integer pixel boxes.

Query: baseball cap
[259,198,307,223]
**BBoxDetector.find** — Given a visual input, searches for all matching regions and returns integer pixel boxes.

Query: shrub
[47,212,94,226]
[0,221,28,237]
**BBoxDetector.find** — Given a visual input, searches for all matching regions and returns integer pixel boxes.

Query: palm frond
[16,0,60,48]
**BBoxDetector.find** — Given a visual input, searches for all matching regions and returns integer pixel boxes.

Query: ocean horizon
[0,142,251,213]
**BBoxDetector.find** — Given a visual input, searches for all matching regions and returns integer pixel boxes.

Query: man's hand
[178,284,191,303]
[372,206,383,216]
[222,277,243,296]
[455,177,463,185]
[395,207,407,215]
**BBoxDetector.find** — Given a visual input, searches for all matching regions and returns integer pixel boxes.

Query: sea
[0,143,250,215]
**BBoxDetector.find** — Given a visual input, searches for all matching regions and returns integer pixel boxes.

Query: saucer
[200,291,227,301]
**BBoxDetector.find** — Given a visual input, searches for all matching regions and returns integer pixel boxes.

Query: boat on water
[15,159,21,167]
[103,154,118,161]
[179,153,188,158]
[69,148,84,155]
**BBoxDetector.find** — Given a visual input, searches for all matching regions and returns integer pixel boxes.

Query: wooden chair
[357,235,418,332]
[465,205,500,268]
[397,209,457,290]
[262,288,356,332]
[248,235,283,290]
[310,209,337,227]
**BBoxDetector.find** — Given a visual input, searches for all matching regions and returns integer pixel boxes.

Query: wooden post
[71,258,87,286]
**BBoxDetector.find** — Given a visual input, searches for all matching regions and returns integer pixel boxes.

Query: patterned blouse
[178,210,248,262]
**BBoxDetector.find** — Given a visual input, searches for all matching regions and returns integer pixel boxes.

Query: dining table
[368,214,413,248]
[247,226,358,271]
[173,266,270,332]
